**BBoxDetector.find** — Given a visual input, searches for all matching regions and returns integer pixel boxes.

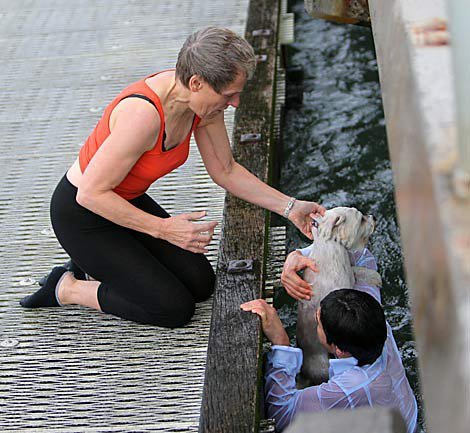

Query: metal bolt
[252,29,271,37]
[240,133,262,143]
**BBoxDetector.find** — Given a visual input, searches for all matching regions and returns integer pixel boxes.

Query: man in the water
[241,248,418,433]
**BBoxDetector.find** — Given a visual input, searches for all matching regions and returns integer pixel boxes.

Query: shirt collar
[328,356,358,377]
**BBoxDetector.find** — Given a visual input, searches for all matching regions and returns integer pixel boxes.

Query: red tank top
[79,71,201,200]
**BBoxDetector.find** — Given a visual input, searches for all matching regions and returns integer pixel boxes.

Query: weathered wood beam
[198,0,280,432]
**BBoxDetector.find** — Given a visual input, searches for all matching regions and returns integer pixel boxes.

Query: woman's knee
[143,295,196,328]
[99,282,196,328]
[183,256,215,302]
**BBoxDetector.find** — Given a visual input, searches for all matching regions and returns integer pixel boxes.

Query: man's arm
[265,346,320,430]
[349,248,377,270]
[264,346,352,431]
[349,248,382,303]
[240,300,349,432]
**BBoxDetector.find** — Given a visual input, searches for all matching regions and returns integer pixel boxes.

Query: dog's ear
[318,214,344,241]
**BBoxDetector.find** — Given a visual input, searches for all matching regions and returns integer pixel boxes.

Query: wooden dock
[0,0,286,431]
[199,0,282,431]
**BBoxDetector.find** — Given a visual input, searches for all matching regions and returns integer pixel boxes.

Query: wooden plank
[198,0,280,432]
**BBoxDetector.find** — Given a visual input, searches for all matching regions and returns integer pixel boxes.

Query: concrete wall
[367,1,470,432]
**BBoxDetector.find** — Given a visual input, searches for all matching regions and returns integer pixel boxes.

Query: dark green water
[278,1,424,428]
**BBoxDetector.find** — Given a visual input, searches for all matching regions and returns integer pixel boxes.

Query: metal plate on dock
[228,259,255,273]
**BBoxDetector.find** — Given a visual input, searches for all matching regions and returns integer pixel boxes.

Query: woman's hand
[281,251,318,301]
[288,199,326,239]
[240,299,290,346]
[158,211,218,253]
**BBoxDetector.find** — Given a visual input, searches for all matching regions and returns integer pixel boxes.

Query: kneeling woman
[20,27,325,328]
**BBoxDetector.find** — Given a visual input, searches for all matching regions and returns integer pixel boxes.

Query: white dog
[296,207,379,386]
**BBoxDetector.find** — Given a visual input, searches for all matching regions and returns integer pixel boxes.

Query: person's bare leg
[57,272,102,311]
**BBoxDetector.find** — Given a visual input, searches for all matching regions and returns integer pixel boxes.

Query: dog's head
[312,207,375,250]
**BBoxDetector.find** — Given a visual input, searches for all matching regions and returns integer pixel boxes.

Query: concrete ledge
[284,407,406,433]
[369,0,470,432]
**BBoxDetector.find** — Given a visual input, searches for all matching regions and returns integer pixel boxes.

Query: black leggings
[50,175,215,328]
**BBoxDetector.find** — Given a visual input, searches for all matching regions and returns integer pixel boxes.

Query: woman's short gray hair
[176,27,256,93]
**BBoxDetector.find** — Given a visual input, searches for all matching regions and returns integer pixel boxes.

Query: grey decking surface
[0,0,249,431]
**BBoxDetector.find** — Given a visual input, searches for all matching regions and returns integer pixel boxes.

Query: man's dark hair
[319,289,387,366]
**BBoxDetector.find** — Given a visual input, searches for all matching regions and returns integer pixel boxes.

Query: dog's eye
[311,219,319,228]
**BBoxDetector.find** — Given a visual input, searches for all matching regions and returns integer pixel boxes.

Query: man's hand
[281,251,318,301]
[240,299,290,346]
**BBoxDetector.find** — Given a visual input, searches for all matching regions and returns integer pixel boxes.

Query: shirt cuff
[268,345,303,376]
[296,245,313,257]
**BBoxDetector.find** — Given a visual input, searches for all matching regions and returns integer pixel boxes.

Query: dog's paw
[353,266,382,288]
